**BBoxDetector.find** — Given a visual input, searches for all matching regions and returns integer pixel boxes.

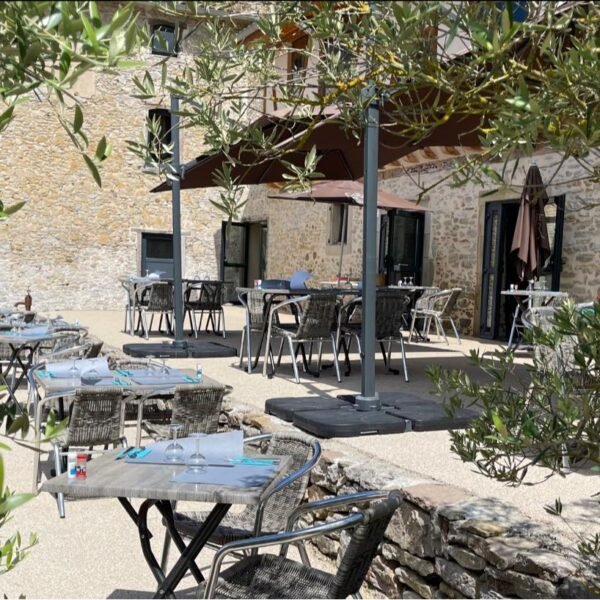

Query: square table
[41,447,291,598]
[31,365,225,491]
[0,328,56,409]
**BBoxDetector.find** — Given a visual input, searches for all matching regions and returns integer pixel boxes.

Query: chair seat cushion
[200,554,333,599]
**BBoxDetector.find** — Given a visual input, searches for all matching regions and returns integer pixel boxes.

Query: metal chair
[142,383,225,440]
[238,289,270,374]
[409,287,462,345]
[263,293,341,383]
[49,387,128,518]
[337,291,410,381]
[200,490,401,599]
[165,432,321,572]
[139,281,174,338]
[184,281,226,338]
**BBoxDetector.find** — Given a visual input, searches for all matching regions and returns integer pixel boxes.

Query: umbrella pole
[337,206,347,279]
[357,90,381,412]
[171,95,186,347]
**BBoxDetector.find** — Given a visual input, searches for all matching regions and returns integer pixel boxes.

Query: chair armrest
[286,490,389,531]
[254,439,321,534]
[203,512,364,599]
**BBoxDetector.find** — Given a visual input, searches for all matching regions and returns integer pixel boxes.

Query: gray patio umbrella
[511,164,551,281]
[267,180,431,278]
[156,93,481,410]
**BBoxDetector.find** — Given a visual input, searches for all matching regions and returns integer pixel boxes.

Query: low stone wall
[219,402,599,599]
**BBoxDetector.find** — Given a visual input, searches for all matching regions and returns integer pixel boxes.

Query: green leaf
[6,415,29,438]
[83,154,101,187]
[0,492,35,516]
[73,104,83,134]
[95,136,107,161]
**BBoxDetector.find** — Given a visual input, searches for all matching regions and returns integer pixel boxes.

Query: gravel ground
[1,306,598,598]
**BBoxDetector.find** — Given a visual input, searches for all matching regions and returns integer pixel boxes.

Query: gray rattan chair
[185,281,226,338]
[200,490,401,599]
[142,383,225,440]
[139,281,174,339]
[337,291,410,381]
[50,386,127,518]
[409,287,462,345]
[263,293,341,383]
[163,431,321,572]
[238,289,271,373]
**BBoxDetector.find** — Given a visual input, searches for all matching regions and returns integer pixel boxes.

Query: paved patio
[2,305,599,598]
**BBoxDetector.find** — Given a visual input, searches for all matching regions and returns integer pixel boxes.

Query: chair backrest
[242,289,268,330]
[413,287,440,311]
[171,384,225,436]
[296,293,338,339]
[252,431,319,533]
[147,282,174,311]
[197,281,224,310]
[66,387,124,447]
[375,290,410,339]
[329,491,402,598]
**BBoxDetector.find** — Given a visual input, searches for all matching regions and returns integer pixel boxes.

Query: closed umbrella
[511,164,551,281]
[268,180,431,277]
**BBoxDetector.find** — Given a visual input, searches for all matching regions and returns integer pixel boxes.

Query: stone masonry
[217,400,600,599]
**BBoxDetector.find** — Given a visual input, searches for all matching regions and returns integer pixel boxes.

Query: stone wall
[0,5,226,312]
[219,403,599,599]
[241,153,600,335]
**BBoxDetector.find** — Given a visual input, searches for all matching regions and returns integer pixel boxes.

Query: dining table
[236,286,360,374]
[41,433,291,599]
[30,360,224,491]
[501,289,569,347]
[0,324,57,409]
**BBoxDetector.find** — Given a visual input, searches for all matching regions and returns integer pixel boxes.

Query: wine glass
[145,355,155,375]
[160,358,169,379]
[409,276,415,286]
[68,359,80,379]
[85,358,100,380]
[187,433,207,472]
[164,423,184,463]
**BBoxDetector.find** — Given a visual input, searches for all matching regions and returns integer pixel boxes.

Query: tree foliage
[133,1,600,219]
[0,0,145,198]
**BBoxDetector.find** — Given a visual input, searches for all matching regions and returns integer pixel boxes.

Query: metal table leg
[118,497,231,599]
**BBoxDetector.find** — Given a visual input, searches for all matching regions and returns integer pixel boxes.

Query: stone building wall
[0,5,227,312]
[241,153,600,335]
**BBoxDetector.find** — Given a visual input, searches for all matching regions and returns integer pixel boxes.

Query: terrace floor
[2,305,599,598]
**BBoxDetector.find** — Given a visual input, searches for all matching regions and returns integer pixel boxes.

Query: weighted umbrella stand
[122,96,236,360]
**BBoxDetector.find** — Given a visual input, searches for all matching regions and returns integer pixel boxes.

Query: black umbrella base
[123,341,237,359]
[266,391,478,438]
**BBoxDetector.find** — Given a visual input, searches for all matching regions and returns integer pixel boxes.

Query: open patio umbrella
[153,91,482,416]
[511,164,551,281]
[267,180,431,277]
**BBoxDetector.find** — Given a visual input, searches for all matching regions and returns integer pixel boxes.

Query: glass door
[480,203,505,339]
[220,221,249,303]
[141,233,174,278]
[383,211,424,285]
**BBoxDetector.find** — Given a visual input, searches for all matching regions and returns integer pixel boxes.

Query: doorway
[479,196,565,340]
[220,221,267,302]
[379,210,425,285]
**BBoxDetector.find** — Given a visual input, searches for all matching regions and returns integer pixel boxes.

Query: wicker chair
[163,432,321,572]
[185,281,226,338]
[200,490,401,599]
[337,291,410,381]
[238,289,271,374]
[50,387,127,518]
[263,293,341,383]
[139,281,174,339]
[409,287,462,345]
[142,383,225,440]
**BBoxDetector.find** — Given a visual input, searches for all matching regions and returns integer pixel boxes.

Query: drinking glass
[160,358,169,378]
[85,358,100,380]
[68,359,80,379]
[409,276,415,286]
[164,424,184,463]
[187,433,207,472]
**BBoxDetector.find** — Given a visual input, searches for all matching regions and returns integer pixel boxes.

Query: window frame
[150,22,179,57]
